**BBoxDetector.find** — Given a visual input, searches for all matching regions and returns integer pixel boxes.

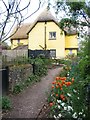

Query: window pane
[50,49,56,58]
[69,50,72,55]
[17,39,20,43]
[49,32,56,39]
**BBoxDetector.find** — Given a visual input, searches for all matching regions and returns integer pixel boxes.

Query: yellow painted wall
[28,22,65,58]
[65,35,78,48]
[65,34,78,56]
[11,39,28,49]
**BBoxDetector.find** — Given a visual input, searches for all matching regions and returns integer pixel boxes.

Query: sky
[20,0,58,23]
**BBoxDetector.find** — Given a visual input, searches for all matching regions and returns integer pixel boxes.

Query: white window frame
[50,49,56,58]
[49,32,56,40]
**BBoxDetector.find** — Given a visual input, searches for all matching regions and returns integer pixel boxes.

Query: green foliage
[66,1,85,12]
[13,84,23,94]
[0,96,11,110]
[33,57,49,76]
[78,36,90,80]
[59,18,77,30]
[56,0,90,29]
[13,74,40,94]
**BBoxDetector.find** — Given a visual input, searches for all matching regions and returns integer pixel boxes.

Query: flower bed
[48,64,87,119]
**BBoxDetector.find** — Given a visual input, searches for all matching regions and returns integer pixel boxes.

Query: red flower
[52,85,54,89]
[56,94,58,97]
[72,78,74,82]
[60,94,65,100]
[56,77,60,80]
[60,94,64,99]
[65,82,72,86]
[60,77,66,81]
[56,85,59,88]
[60,87,63,90]
[49,102,53,107]
[52,81,56,84]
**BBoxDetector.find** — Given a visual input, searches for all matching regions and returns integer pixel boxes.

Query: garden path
[3,67,62,118]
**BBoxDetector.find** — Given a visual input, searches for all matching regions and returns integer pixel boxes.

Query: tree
[0,0,44,42]
[46,1,89,34]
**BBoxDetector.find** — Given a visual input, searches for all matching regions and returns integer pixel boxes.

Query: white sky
[22,0,57,23]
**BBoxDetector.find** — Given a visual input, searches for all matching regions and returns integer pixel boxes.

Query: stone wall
[2,50,28,61]
[9,64,33,91]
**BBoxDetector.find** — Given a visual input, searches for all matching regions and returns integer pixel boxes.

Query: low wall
[9,64,33,91]
[2,50,28,61]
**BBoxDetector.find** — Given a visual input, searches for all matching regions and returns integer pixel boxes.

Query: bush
[0,96,11,110]
[13,84,23,94]
[32,58,48,76]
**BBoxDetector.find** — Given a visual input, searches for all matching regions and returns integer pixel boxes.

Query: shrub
[13,74,40,94]
[33,58,48,76]
[13,84,23,94]
[0,96,11,110]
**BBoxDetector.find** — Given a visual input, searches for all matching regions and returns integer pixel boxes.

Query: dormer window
[49,32,56,40]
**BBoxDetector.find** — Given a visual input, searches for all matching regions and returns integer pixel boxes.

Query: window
[50,49,56,58]
[49,32,56,39]
[69,50,72,55]
[17,39,20,44]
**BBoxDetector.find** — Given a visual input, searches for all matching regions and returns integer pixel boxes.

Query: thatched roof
[11,23,31,39]
[10,9,77,39]
[37,9,57,22]
[11,9,58,39]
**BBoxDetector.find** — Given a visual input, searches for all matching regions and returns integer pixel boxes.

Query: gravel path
[3,67,62,118]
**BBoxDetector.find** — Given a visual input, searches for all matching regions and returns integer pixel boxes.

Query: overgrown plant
[0,96,11,110]
[13,74,40,94]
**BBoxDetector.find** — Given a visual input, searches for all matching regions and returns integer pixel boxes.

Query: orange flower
[56,94,58,97]
[57,82,60,85]
[60,94,66,100]
[52,85,54,89]
[59,83,62,88]
[56,85,59,88]
[49,102,53,107]
[60,87,63,90]
[62,81,65,85]
[52,81,56,84]
[65,82,72,86]
[59,77,66,81]
[56,77,60,80]
[62,97,65,101]
[60,94,65,99]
